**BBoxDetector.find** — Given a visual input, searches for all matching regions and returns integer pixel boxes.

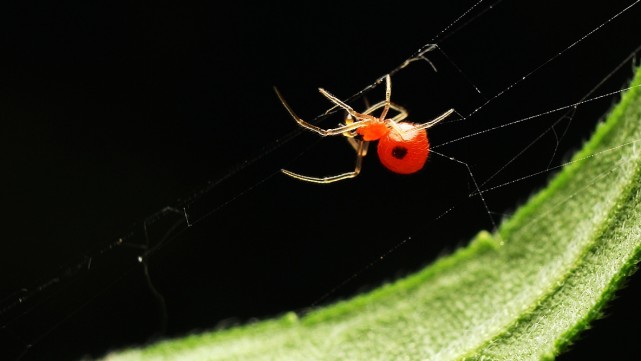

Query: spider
[274,74,455,183]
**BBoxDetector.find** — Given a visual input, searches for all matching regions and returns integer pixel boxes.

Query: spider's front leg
[273,87,367,136]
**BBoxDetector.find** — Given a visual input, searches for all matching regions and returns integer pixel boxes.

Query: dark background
[1,1,641,360]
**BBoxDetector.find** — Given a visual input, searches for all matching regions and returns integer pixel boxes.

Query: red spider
[275,74,454,183]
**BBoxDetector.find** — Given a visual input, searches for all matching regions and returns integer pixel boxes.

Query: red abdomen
[377,123,429,174]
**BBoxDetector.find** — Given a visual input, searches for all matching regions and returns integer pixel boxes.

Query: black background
[2,1,641,360]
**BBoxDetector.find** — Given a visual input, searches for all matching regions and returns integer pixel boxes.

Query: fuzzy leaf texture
[102,66,641,361]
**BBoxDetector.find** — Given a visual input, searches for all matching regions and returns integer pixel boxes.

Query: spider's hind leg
[281,139,369,184]
[346,136,369,156]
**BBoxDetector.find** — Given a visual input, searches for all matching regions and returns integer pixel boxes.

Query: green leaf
[102,66,641,361]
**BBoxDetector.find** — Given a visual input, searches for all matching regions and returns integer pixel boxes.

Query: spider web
[2,1,641,360]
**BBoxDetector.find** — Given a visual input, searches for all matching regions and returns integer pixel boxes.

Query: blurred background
[1,0,640,360]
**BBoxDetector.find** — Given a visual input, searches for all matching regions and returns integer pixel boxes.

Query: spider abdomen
[377,123,429,174]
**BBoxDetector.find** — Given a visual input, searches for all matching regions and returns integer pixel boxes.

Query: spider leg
[412,108,456,131]
[317,88,362,120]
[337,74,394,120]
[360,76,411,122]
[346,136,369,156]
[318,77,392,122]
[341,115,368,157]
[388,108,455,141]
[274,87,369,136]
[363,101,409,122]
[281,140,369,184]
[378,74,392,121]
